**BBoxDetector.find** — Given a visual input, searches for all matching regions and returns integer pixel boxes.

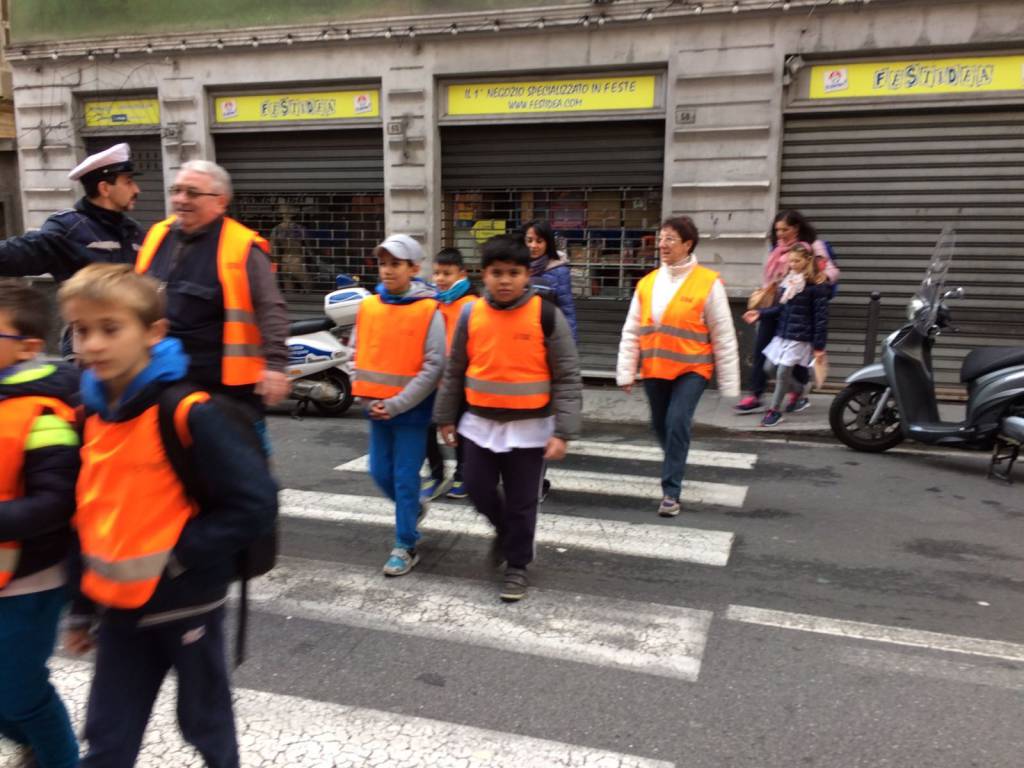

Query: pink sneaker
[734,395,763,414]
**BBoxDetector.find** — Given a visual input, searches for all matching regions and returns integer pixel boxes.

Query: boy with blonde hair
[60,263,277,768]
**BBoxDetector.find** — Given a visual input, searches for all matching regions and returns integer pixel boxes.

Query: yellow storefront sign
[213,90,380,124]
[447,75,657,116]
[84,98,160,128]
[810,55,1024,99]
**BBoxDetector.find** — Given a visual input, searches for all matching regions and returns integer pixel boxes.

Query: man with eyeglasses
[135,160,290,416]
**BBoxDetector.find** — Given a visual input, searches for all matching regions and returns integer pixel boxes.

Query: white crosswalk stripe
[281,489,735,566]
[0,658,673,767]
[248,556,713,681]
[569,440,758,470]
[335,455,749,508]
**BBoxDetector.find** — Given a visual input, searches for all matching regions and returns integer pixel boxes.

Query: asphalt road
[16,405,1023,767]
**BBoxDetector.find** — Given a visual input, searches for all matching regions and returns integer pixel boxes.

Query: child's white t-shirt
[457,412,554,453]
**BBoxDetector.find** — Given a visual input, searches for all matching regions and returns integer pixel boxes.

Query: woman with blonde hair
[742,242,830,427]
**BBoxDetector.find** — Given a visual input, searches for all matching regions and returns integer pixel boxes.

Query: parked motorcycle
[829,226,1024,480]
[285,275,370,417]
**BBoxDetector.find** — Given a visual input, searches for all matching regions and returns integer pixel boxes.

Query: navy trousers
[644,373,708,501]
[81,606,238,768]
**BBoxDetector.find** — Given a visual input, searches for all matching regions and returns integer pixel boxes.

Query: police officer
[0,143,144,279]
[135,160,289,413]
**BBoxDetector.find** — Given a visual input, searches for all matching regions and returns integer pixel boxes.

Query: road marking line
[836,646,1024,693]
[569,440,757,469]
[12,659,673,768]
[248,556,712,681]
[281,489,734,567]
[335,457,748,509]
[725,605,1024,663]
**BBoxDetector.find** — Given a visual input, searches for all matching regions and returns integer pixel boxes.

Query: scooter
[285,275,370,417]
[829,226,1024,480]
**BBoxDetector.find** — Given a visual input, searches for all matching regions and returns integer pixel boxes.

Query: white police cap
[68,142,135,182]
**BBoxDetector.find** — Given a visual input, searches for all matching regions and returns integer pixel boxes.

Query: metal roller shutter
[85,135,165,232]
[214,130,386,296]
[781,109,1024,389]
[441,121,664,377]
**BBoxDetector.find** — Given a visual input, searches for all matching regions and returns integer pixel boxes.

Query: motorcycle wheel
[829,383,904,452]
[312,369,354,416]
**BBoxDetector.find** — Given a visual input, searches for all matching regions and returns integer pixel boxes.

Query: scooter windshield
[912,225,955,333]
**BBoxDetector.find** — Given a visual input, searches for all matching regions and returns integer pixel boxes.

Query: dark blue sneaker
[420,478,448,502]
[761,409,784,427]
[785,393,810,413]
[446,480,468,499]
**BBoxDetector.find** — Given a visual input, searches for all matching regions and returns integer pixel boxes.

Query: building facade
[7,0,1024,383]
[0,0,21,238]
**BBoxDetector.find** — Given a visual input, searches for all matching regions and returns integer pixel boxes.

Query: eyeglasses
[168,185,221,199]
[0,333,27,341]
[658,236,682,244]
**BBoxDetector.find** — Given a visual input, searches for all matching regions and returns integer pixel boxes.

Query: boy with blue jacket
[59,263,277,768]
[0,280,80,768]
[352,235,445,577]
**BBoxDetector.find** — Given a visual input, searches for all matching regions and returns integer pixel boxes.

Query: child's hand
[544,436,568,461]
[813,349,827,361]
[620,383,633,394]
[742,310,760,324]
[369,401,390,420]
[64,627,95,655]
[439,425,458,447]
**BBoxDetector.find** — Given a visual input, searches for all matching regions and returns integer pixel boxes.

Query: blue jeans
[0,586,79,768]
[643,373,708,501]
[369,419,429,550]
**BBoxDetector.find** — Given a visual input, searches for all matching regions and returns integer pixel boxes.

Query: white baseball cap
[373,234,425,265]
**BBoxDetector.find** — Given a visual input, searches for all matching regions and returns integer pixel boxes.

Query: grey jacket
[434,286,582,440]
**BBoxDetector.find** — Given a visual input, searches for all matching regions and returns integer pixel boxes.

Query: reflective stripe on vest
[352,296,437,399]
[137,215,270,386]
[0,396,76,589]
[465,295,551,410]
[76,401,205,609]
[636,265,718,381]
[438,295,476,353]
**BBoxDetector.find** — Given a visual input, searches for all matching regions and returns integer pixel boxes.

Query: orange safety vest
[136,216,269,386]
[352,296,437,399]
[0,396,76,588]
[438,295,476,353]
[465,295,550,410]
[636,265,718,381]
[75,393,209,609]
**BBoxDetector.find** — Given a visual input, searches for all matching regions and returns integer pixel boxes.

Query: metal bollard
[863,292,881,366]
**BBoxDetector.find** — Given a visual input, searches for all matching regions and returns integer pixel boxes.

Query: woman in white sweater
[616,216,740,516]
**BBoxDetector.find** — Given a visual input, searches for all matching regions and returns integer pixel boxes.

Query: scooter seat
[960,346,1024,383]
[289,317,334,336]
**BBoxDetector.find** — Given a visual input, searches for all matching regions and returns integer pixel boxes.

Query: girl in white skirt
[742,243,830,427]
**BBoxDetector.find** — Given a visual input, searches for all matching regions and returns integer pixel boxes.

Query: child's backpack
[821,240,840,298]
[156,382,279,666]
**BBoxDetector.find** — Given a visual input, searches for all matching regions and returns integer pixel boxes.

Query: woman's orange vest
[75,393,208,609]
[636,265,718,381]
[352,296,437,399]
[465,295,551,410]
[438,295,476,353]
[0,396,76,588]
[136,216,269,387]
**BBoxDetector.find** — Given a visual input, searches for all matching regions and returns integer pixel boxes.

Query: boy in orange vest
[352,235,445,577]
[434,235,582,602]
[59,264,277,768]
[0,281,80,768]
[421,247,476,502]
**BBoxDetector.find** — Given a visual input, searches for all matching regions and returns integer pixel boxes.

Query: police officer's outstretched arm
[0,231,95,281]
[170,401,278,570]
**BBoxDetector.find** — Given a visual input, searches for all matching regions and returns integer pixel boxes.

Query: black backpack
[156,382,279,666]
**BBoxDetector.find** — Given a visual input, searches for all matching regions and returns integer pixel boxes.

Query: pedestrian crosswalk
[1,658,674,768]
[6,437,756,767]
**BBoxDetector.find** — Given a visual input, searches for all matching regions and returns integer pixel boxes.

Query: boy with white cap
[351,234,445,576]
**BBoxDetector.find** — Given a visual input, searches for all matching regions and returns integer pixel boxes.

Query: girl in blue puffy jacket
[523,220,578,342]
[742,243,829,427]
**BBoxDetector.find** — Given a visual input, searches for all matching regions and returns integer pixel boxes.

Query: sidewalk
[583,387,965,437]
